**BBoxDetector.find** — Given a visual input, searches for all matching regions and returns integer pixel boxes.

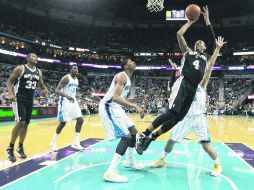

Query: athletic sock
[108,153,122,172]
[143,129,152,136]
[161,151,168,159]
[152,132,160,140]
[126,147,134,161]
[74,132,80,145]
[214,158,220,165]
[52,133,58,144]
[9,143,14,149]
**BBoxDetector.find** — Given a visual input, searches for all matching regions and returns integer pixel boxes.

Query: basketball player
[149,37,226,176]
[99,57,145,183]
[6,53,49,162]
[50,65,84,151]
[136,6,225,154]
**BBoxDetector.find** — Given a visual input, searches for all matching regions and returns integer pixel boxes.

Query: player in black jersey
[6,53,49,162]
[136,6,226,154]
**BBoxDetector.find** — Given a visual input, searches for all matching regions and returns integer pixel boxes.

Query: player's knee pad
[56,123,66,134]
[201,142,210,152]
[129,134,136,148]
[77,118,84,125]
[116,135,132,156]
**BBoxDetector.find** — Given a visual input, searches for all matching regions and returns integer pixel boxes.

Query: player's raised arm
[6,66,23,102]
[38,70,49,97]
[112,73,144,119]
[200,36,226,88]
[176,19,197,53]
[55,76,74,103]
[202,6,216,55]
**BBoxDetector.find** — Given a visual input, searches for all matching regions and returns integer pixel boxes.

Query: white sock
[214,158,220,165]
[161,151,168,159]
[51,134,58,144]
[74,132,80,145]
[126,147,134,161]
[108,153,122,173]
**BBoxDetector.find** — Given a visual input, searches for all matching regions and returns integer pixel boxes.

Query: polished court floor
[1,114,254,189]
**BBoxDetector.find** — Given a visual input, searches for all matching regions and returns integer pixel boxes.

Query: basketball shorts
[58,98,82,122]
[169,114,211,142]
[12,97,33,124]
[168,76,197,120]
[99,103,134,140]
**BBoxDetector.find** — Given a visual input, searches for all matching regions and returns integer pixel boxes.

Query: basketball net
[147,0,164,12]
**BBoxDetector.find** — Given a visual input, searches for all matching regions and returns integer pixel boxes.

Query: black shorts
[168,76,197,120]
[12,97,33,124]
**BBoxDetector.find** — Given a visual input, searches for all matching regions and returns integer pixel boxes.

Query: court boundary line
[222,143,254,171]
[0,139,106,190]
[53,160,238,190]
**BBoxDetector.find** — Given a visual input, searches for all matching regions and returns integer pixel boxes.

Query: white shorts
[169,114,210,142]
[58,98,82,122]
[99,103,134,140]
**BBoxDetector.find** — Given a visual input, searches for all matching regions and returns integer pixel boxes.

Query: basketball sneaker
[103,170,128,183]
[135,133,146,155]
[123,160,144,170]
[71,143,85,150]
[6,147,16,162]
[149,158,167,168]
[50,142,59,152]
[142,135,154,151]
[16,146,27,159]
[211,163,222,176]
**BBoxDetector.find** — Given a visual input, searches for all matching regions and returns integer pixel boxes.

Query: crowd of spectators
[1,62,253,116]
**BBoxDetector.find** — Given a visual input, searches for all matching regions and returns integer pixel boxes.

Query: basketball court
[1,114,254,190]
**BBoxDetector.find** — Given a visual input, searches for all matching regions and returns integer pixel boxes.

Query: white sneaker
[103,171,128,183]
[211,164,222,176]
[71,143,85,150]
[149,158,167,168]
[50,142,58,152]
[123,160,144,170]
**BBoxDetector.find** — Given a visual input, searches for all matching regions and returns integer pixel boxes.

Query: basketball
[185,4,201,20]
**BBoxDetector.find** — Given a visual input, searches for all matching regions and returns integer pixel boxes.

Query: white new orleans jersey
[60,74,78,99]
[186,85,207,117]
[100,72,131,108]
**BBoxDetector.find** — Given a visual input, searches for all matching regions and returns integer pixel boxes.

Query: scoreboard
[166,10,187,21]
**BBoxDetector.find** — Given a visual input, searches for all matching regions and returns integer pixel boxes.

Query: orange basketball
[185,4,201,20]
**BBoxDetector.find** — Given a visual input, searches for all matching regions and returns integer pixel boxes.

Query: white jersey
[100,72,131,108]
[60,74,79,99]
[58,74,81,122]
[186,85,207,117]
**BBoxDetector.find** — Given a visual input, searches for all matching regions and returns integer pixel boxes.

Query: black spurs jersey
[180,51,207,87]
[14,65,40,100]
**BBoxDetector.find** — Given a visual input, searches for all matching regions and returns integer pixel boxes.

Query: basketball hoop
[146,0,164,12]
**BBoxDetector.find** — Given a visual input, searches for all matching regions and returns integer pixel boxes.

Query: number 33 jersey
[179,51,207,87]
[14,64,40,100]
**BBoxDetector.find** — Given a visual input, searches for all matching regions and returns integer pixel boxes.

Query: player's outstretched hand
[135,106,144,119]
[216,36,227,49]
[67,96,75,103]
[201,5,210,25]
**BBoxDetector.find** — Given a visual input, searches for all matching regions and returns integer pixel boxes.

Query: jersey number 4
[192,60,200,70]
[25,81,37,90]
